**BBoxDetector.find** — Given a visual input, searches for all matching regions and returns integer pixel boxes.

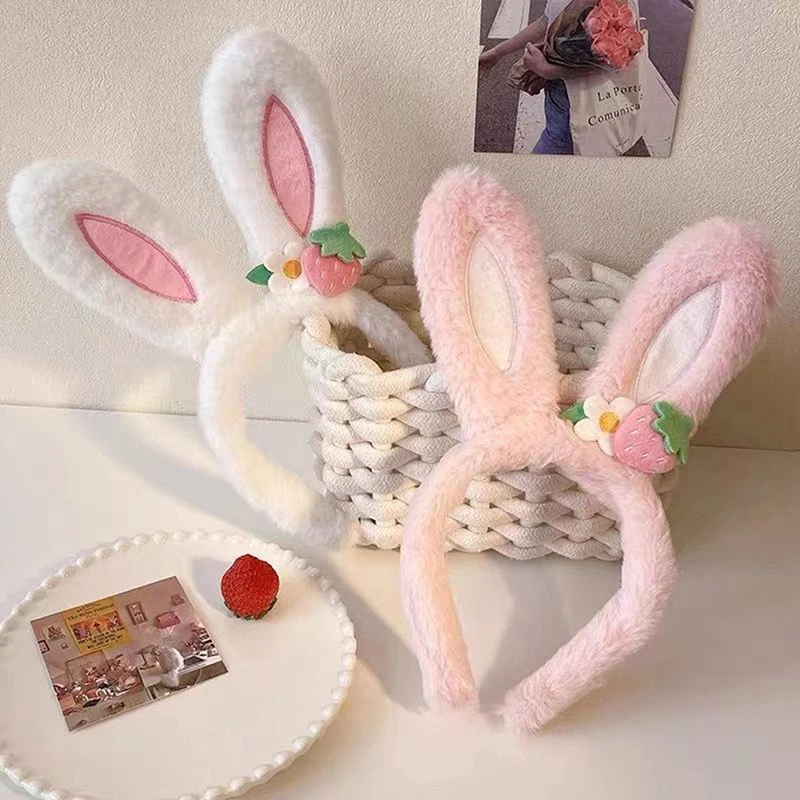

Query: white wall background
[1,0,797,450]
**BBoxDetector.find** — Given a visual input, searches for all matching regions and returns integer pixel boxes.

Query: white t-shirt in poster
[544,0,572,20]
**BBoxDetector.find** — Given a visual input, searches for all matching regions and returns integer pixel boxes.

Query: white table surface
[0,405,798,800]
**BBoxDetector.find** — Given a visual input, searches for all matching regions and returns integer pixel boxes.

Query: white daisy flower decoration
[266,238,309,294]
[572,395,636,455]
[246,238,310,294]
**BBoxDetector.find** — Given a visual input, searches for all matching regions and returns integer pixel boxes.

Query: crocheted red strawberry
[301,222,364,297]
[220,554,280,619]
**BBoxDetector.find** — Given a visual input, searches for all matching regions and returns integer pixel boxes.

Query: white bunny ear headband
[8,29,429,549]
[401,168,778,732]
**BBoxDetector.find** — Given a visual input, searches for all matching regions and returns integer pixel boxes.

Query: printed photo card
[31,577,227,731]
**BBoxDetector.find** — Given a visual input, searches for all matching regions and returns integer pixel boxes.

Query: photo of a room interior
[31,576,227,731]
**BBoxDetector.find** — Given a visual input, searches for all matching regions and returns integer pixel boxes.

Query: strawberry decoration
[220,554,280,619]
[612,405,678,474]
[651,401,693,464]
[301,222,365,297]
[245,222,365,298]
[561,396,694,474]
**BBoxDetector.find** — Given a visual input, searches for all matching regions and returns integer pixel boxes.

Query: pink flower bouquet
[509,0,644,96]
[545,0,644,71]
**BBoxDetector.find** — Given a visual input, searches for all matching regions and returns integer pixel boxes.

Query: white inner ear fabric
[634,282,722,402]
[466,236,516,371]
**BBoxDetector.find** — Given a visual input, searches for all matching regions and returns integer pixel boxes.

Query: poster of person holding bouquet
[476,0,695,156]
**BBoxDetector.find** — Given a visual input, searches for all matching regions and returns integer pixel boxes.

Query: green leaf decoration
[560,401,587,424]
[309,222,366,262]
[652,400,694,465]
[246,264,272,285]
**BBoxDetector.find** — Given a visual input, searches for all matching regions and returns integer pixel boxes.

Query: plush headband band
[8,30,429,548]
[401,168,777,731]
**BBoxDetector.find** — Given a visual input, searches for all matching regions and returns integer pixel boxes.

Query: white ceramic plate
[0,530,356,800]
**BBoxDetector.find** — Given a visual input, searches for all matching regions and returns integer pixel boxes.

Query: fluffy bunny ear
[414,168,559,437]
[584,218,778,424]
[8,160,250,360]
[202,29,346,261]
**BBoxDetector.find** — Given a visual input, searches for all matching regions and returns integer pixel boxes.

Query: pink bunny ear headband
[8,30,429,549]
[401,168,778,732]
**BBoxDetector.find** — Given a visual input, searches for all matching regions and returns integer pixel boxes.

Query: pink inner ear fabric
[263,95,314,236]
[75,214,197,303]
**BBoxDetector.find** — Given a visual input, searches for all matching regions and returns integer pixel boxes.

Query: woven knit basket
[301,253,678,560]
